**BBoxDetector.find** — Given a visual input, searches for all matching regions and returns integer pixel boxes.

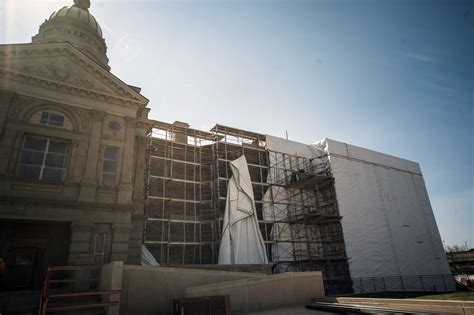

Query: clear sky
[2,0,473,248]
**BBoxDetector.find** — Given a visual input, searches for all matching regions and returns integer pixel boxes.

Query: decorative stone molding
[21,101,82,132]
[8,96,37,119]
[91,109,106,122]
[71,222,94,231]
[18,62,98,92]
[124,116,137,129]
[76,109,91,130]
[112,223,132,235]
[0,44,147,105]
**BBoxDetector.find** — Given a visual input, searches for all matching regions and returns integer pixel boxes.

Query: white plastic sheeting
[318,138,454,291]
[218,156,268,264]
[264,135,454,292]
[263,137,331,263]
[141,245,159,266]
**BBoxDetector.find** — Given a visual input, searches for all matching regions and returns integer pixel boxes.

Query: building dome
[32,0,110,70]
[49,6,103,38]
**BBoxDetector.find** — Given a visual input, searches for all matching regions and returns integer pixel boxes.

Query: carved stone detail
[9,96,37,119]
[77,109,91,130]
[91,109,106,122]
[124,116,137,129]
[20,62,98,91]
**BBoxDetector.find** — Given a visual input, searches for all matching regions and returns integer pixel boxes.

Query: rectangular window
[93,233,107,265]
[40,111,65,127]
[101,146,118,186]
[17,136,69,182]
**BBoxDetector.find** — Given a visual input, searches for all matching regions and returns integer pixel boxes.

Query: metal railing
[39,265,120,314]
[346,274,454,295]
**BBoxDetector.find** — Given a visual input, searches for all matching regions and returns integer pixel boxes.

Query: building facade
[0,0,453,295]
[0,1,150,290]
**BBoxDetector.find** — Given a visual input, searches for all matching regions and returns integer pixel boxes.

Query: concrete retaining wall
[185,271,326,314]
[172,264,274,274]
[119,265,265,315]
[99,261,123,315]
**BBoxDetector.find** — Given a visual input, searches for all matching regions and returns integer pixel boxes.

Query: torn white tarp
[141,245,159,266]
[218,156,268,264]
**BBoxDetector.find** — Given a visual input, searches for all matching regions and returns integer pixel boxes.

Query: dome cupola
[32,0,110,70]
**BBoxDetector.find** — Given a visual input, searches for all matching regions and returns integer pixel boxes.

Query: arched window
[29,109,73,130]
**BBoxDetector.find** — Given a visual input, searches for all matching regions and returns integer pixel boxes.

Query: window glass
[48,141,69,154]
[31,110,73,130]
[48,113,65,126]
[40,111,65,127]
[16,135,69,182]
[102,160,116,173]
[104,147,118,160]
[23,137,47,151]
[101,147,118,186]
[93,233,107,265]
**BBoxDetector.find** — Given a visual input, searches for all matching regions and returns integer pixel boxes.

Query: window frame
[16,135,70,183]
[101,146,119,187]
[40,111,65,127]
[93,233,107,265]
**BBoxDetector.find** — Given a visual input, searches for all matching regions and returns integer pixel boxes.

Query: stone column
[1,129,23,176]
[78,110,105,202]
[132,135,147,204]
[117,117,136,204]
[0,91,15,137]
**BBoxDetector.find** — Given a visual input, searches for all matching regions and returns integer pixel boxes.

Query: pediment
[0,43,148,106]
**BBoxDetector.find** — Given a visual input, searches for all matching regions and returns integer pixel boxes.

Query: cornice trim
[0,67,146,109]
[0,43,149,106]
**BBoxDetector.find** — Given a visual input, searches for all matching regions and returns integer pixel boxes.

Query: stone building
[0,0,453,298]
[0,0,150,290]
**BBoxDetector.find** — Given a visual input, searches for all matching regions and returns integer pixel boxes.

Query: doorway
[0,220,70,291]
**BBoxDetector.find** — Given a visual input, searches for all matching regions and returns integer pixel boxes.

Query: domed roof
[49,5,103,38]
[32,0,110,70]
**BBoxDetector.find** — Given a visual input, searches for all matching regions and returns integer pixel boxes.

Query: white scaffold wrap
[218,155,268,264]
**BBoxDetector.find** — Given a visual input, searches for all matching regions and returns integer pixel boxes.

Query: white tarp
[141,245,159,266]
[218,155,268,264]
[264,136,328,263]
[264,135,454,292]
[318,138,455,292]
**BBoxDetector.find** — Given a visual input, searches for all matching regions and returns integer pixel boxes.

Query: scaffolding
[265,150,352,294]
[143,121,351,293]
[144,121,216,264]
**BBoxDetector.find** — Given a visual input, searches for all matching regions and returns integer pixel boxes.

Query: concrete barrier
[185,271,326,314]
[119,265,265,315]
[173,263,274,275]
[99,261,123,315]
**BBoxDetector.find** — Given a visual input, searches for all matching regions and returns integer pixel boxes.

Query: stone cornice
[0,43,149,108]
[0,67,146,110]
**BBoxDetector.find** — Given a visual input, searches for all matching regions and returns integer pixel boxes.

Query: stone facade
[0,2,150,290]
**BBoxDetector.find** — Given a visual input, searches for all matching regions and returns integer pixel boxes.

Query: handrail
[324,273,454,296]
[38,265,121,315]
[39,268,51,315]
[48,290,121,299]
[47,265,103,271]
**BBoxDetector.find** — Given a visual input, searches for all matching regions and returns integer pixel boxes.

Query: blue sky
[2,0,473,248]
